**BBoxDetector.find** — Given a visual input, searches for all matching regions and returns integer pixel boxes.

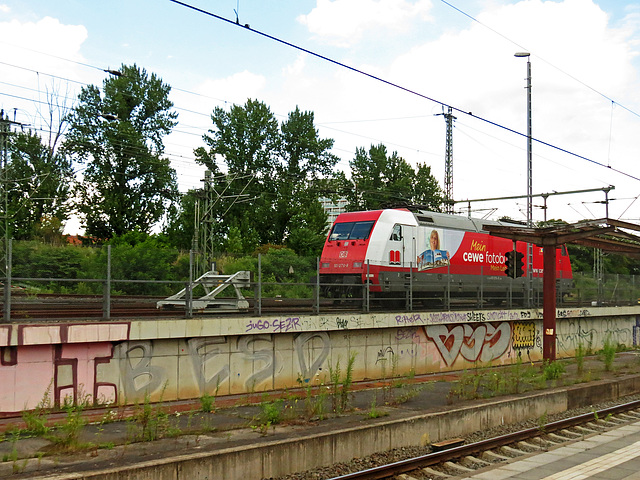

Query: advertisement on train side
[416,227,511,274]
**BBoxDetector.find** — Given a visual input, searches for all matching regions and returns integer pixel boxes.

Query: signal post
[542,242,557,360]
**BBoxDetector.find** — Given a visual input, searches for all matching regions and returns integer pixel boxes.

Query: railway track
[329,400,640,480]
[2,293,611,320]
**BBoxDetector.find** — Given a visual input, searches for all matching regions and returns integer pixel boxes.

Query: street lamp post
[515,52,533,307]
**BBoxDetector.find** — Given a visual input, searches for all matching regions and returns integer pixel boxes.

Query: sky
[1,0,640,234]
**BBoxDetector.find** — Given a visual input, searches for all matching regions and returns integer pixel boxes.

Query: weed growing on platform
[46,399,89,452]
[327,352,358,413]
[365,395,387,419]
[340,352,357,412]
[329,358,342,412]
[299,379,328,420]
[2,431,19,462]
[20,384,53,437]
[259,398,284,425]
[543,360,566,382]
[575,343,585,374]
[200,380,221,413]
[600,336,617,372]
[128,386,175,442]
[200,393,215,413]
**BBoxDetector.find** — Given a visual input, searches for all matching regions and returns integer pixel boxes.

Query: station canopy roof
[483,218,640,254]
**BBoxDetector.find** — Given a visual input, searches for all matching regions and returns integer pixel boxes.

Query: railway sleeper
[481,450,510,462]
[617,413,640,421]
[461,455,491,468]
[500,445,528,457]
[547,432,574,442]
[585,422,605,431]
[572,425,599,435]
[421,466,451,478]
[397,474,421,480]
[596,418,623,427]
[444,461,475,474]
[516,440,545,452]
[559,428,581,438]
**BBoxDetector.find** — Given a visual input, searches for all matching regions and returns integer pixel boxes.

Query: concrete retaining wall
[1,306,639,413]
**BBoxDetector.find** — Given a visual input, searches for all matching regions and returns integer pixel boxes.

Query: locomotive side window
[390,224,402,241]
[329,221,375,241]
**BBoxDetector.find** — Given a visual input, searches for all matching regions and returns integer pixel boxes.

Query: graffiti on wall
[512,322,536,349]
[1,309,638,414]
[0,323,129,411]
[0,325,336,411]
[424,322,512,366]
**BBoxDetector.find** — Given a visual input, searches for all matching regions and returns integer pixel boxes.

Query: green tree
[164,189,198,250]
[195,99,280,252]
[277,107,337,255]
[346,143,443,211]
[63,64,179,239]
[7,129,74,241]
[413,162,444,210]
[94,232,182,295]
[195,101,337,256]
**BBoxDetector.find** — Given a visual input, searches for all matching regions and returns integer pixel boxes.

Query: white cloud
[195,71,266,105]
[0,16,93,132]
[0,5,10,13]
[285,0,640,222]
[2,16,87,63]
[297,0,433,47]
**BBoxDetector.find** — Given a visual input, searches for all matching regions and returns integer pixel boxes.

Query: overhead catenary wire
[438,0,640,121]
[168,0,640,184]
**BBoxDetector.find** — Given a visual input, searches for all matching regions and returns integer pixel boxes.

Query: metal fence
[2,240,638,322]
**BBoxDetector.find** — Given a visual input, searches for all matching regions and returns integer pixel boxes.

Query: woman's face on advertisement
[430,232,438,250]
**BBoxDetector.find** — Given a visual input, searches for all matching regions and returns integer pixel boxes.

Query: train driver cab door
[388,224,415,267]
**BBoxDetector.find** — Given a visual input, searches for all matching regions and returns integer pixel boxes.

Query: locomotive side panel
[319,209,573,301]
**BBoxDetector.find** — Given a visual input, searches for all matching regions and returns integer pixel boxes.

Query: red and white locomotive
[319,209,573,304]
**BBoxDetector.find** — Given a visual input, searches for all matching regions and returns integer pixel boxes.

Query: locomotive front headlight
[321,263,330,268]
[353,262,363,268]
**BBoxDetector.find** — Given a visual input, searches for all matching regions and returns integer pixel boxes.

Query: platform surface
[463,420,640,480]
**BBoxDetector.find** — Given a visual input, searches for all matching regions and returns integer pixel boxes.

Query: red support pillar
[543,245,557,361]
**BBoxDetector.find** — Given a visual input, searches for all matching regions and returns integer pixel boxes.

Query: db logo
[339,250,348,258]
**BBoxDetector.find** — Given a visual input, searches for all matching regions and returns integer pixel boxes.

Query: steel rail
[330,399,640,480]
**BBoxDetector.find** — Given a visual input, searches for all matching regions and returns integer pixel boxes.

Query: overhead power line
[167,0,640,183]
[438,0,640,121]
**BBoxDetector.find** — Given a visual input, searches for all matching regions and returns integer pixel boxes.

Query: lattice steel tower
[442,107,456,214]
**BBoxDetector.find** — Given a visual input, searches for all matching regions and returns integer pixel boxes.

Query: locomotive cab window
[390,224,402,241]
[329,221,375,241]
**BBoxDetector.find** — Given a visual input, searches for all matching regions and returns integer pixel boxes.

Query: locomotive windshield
[329,221,375,241]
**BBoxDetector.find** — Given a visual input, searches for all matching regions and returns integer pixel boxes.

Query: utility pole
[0,110,9,276]
[0,109,23,320]
[198,170,216,275]
[515,52,533,307]
[437,107,456,214]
